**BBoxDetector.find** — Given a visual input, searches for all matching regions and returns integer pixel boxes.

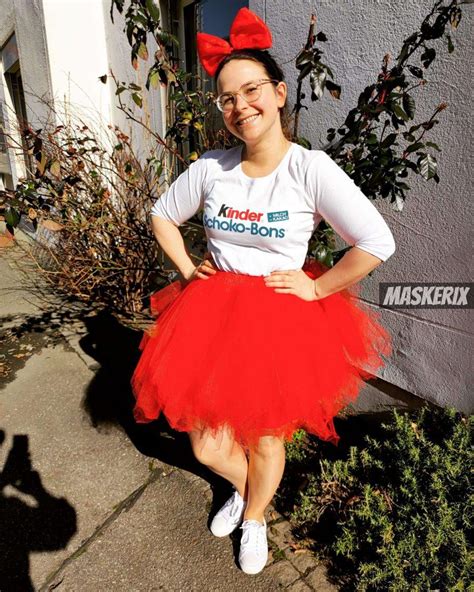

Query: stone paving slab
[0,233,58,324]
[44,468,288,592]
[0,344,153,590]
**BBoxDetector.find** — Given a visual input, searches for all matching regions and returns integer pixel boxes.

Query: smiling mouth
[236,114,260,126]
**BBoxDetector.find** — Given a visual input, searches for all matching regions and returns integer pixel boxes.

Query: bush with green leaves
[284,405,472,591]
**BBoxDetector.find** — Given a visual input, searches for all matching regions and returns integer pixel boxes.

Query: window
[170,0,248,160]
[0,101,7,154]
[5,67,28,132]
[185,0,249,90]
[0,100,12,187]
[1,33,32,178]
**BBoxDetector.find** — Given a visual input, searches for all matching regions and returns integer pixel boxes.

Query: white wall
[0,0,168,184]
[100,0,168,162]
[251,0,473,413]
[41,0,112,141]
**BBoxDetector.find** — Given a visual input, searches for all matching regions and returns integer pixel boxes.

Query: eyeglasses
[214,79,279,112]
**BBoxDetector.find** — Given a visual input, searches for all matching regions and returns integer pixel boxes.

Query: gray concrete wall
[0,0,53,183]
[251,0,473,413]
[0,0,53,123]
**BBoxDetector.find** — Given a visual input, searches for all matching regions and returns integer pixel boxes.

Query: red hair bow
[196,7,272,77]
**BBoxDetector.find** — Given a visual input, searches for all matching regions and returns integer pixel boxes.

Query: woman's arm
[150,154,211,281]
[313,247,383,299]
[151,216,197,281]
[308,151,396,299]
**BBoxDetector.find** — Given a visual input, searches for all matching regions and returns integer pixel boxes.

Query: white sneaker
[238,518,268,575]
[210,489,247,537]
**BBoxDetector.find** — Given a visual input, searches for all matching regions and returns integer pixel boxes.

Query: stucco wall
[251,0,473,413]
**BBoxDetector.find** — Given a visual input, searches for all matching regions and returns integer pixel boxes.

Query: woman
[132,8,395,575]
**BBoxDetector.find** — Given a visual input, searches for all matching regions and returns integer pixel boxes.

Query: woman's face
[216,59,287,145]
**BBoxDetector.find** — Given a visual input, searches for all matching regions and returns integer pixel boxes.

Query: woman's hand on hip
[187,252,219,282]
[264,269,321,302]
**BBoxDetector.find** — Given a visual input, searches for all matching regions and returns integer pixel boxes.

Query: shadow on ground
[79,311,234,520]
[0,429,77,592]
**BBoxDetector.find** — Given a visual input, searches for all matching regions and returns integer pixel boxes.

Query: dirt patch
[0,312,74,387]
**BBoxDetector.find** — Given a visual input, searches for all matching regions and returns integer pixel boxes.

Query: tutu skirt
[131,259,392,452]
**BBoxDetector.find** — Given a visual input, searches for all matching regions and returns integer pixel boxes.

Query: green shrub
[285,428,310,464]
[289,405,472,591]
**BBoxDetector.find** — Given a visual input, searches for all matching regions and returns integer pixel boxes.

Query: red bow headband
[196,8,272,77]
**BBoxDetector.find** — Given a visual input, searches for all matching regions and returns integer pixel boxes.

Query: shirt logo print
[217,204,264,221]
[267,210,289,222]
[204,203,287,239]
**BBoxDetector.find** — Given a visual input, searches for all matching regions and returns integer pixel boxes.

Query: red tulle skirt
[131,259,392,452]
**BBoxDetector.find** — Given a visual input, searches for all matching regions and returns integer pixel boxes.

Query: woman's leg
[243,435,286,523]
[189,424,249,499]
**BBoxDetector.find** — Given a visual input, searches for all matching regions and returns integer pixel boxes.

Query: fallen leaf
[41,219,64,231]
[50,160,61,177]
[268,510,278,521]
[0,234,14,247]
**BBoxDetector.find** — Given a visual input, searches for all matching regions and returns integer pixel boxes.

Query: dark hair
[214,49,293,141]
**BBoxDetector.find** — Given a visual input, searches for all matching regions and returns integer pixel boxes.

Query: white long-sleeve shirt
[151,142,396,276]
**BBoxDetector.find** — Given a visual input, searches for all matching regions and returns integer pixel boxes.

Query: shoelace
[239,520,266,555]
[223,491,245,521]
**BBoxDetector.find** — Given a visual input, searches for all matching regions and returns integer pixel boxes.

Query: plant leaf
[381,133,398,148]
[393,104,410,121]
[425,141,440,151]
[41,219,64,231]
[419,154,437,180]
[402,94,415,119]
[131,93,143,108]
[148,70,159,90]
[5,207,20,227]
[50,160,61,177]
[296,50,313,67]
[406,141,425,153]
[37,152,47,176]
[446,34,454,53]
[138,42,149,61]
[408,65,423,79]
[145,0,160,23]
[309,69,326,100]
[325,80,341,99]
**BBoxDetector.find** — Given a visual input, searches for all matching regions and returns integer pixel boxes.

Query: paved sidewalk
[1,235,337,592]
